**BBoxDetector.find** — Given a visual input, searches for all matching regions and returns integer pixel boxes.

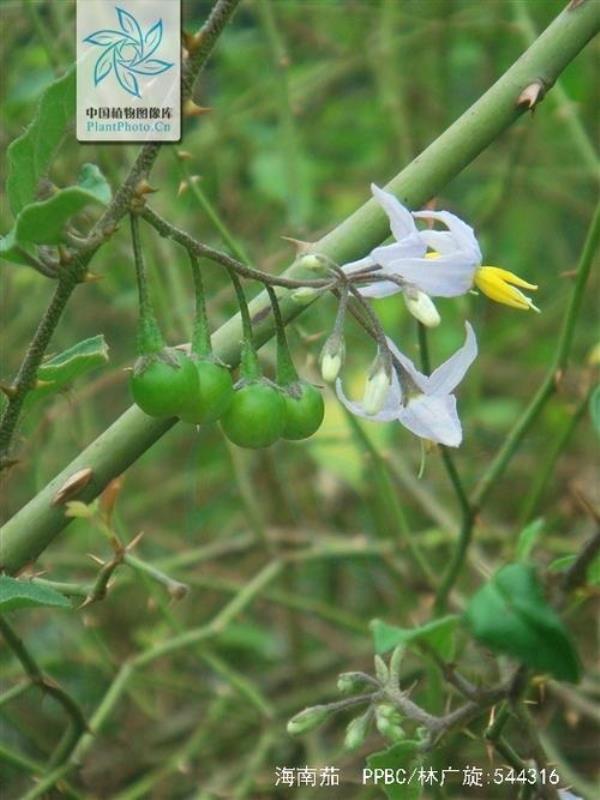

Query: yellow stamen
[478,265,538,291]
[474,266,540,312]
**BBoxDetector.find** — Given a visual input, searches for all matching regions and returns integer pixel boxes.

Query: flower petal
[384,336,429,393]
[342,255,377,274]
[413,209,482,263]
[399,394,463,447]
[371,184,419,242]
[382,252,478,297]
[417,229,459,255]
[426,322,478,395]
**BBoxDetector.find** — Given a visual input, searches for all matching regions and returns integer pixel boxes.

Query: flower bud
[320,335,345,383]
[362,361,392,416]
[287,705,331,736]
[298,254,325,271]
[375,704,405,742]
[403,289,441,328]
[344,710,371,751]
[337,671,375,695]
[374,655,389,685]
[291,286,319,305]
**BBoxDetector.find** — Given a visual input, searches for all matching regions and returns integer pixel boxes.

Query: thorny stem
[0,0,243,467]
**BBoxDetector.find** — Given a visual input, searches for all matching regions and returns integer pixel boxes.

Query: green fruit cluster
[131,350,233,424]
[131,354,324,448]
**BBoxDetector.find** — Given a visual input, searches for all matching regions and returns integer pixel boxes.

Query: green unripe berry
[130,349,198,418]
[220,380,285,448]
[179,358,234,425]
[281,381,324,441]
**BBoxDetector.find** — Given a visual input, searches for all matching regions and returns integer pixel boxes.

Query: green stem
[130,213,164,355]
[229,272,261,380]
[2,1,599,572]
[518,386,592,525]
[266,285,298,385]
[188,253,212,357]
[417,323,474,613]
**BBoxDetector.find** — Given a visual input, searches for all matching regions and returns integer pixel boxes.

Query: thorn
[177,180,189,197]
[176,150,192,160]
[34,379,54,390]
[183,30,204,56]
[100,476,124,525]
[517,80,545,110]
[83,272,103,283]
[57,245,73,265]
[102,223,120,238]
[280,236,314,255]
[134,179,158,197]
[0,383,17,399]
[183,99,211,118]
[51,467,94,506]
[87,553,105,566]
[568,0,587,9]
[126,530,145,552]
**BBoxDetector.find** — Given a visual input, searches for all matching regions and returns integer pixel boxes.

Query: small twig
[562,526,600,594]
[141,206,331,290]
[0,616,87,766]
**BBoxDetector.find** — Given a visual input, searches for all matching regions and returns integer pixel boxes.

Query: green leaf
[0,576,71,612]
[0,227,38,267]
[464,563,580,683]
[29,335,109,401]
[15,164,111,246]
[548,555,576,573]
[515,518,544,562]
[590,384,600,438]
[7,68,76,216]
[371,616,460,661]
[366,741,423,800]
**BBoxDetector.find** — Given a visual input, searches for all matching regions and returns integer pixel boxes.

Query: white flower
[342,184,427,297]
[336,322,478,447]
[344,185,539,311]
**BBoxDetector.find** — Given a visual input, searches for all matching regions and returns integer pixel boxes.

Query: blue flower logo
[83,7,174,98]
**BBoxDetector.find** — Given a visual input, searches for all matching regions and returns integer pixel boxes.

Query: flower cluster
[322,185,540,447]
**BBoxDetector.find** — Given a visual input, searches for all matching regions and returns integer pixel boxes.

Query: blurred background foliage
[0,0,598,797]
